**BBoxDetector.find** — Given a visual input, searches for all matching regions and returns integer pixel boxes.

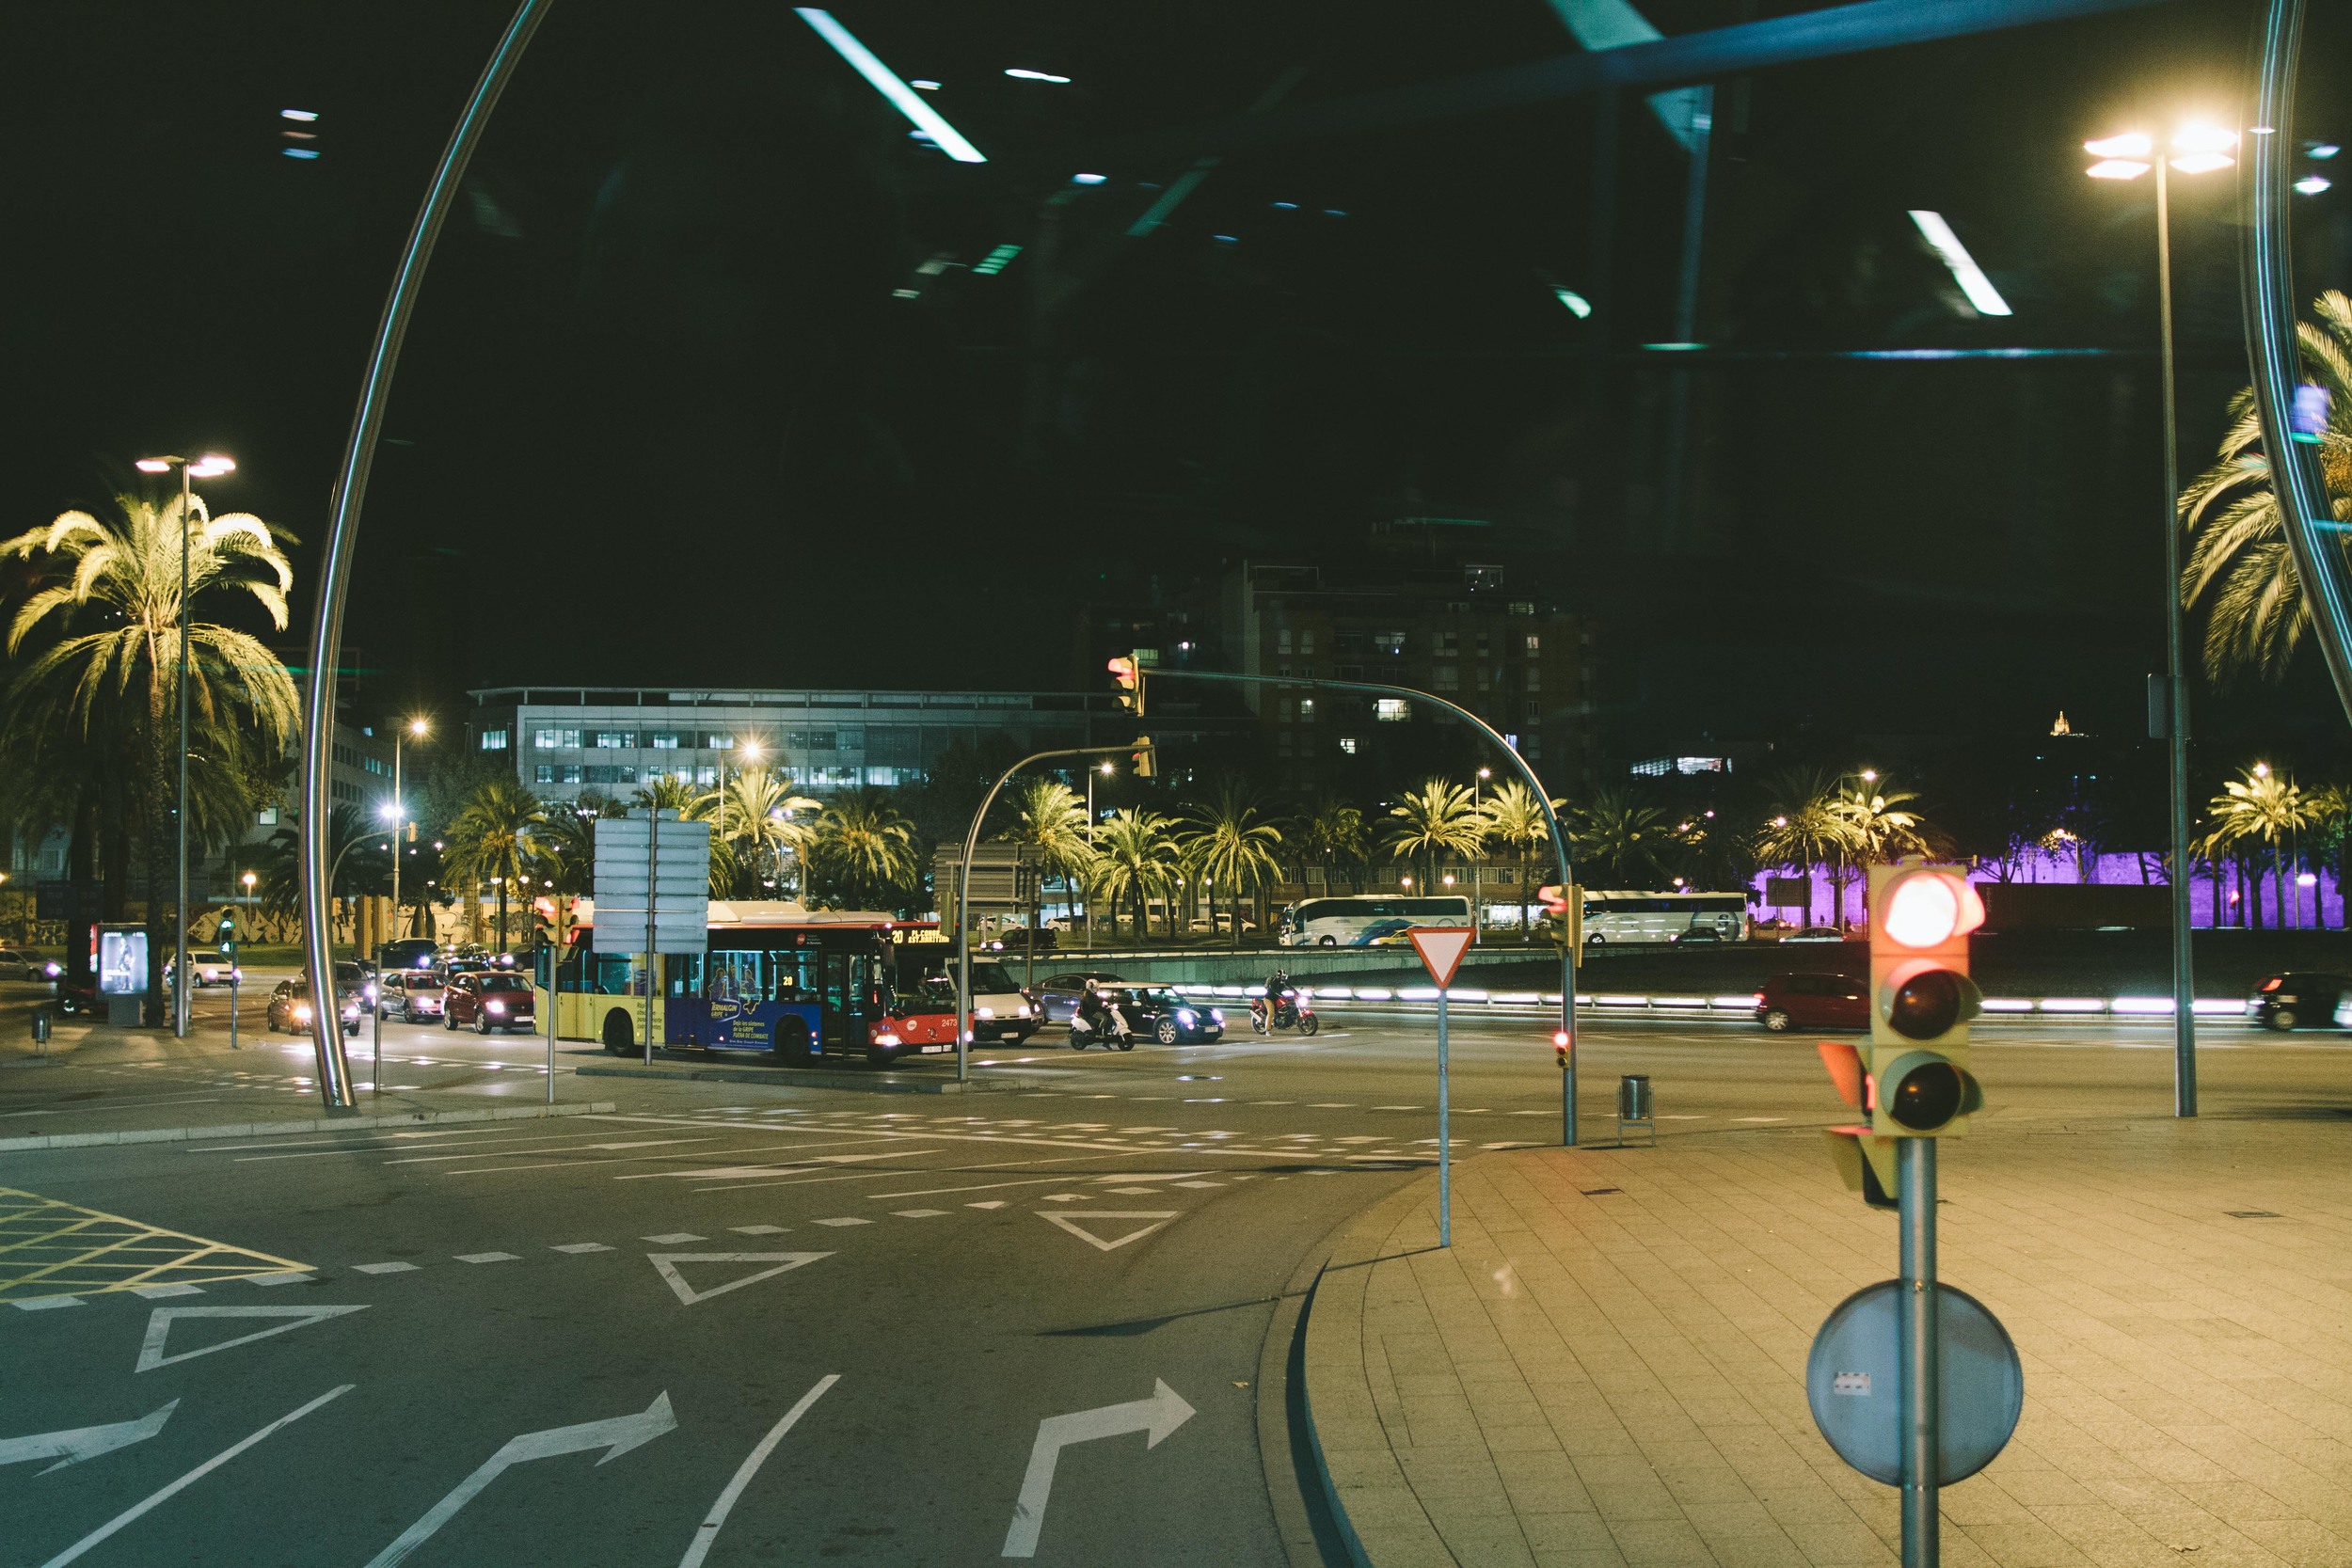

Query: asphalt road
[8,989,2352,1566]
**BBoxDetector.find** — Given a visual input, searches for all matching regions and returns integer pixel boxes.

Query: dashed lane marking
[0,1188,313,1306]
[728,1226,788,1236]
[891,1210,947,1219]
[354,1262,421,1275]
[812,1218,871,1227]
[454,1252,519,1264]
[643,1232,707,1243]
[552,1243,612,1254]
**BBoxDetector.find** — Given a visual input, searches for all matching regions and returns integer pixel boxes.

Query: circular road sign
[1806,1279,2024,1485]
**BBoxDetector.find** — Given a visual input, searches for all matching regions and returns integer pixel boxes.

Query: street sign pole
[643,810,658,1067]
[546,894,560,1106]
[1438,984,1451,1248]
[1899,1137,1938,1568]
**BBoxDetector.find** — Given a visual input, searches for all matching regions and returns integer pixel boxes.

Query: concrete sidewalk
[1304,1116,2352,1567]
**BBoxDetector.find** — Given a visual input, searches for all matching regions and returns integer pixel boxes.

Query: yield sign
[1407,927,1476,989]
[1036,1212,1178,1253]
[648,1252,832,1307]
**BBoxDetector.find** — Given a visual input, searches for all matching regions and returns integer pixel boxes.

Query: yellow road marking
[0,1187,310,1304]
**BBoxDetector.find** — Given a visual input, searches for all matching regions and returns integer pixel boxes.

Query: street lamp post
[371,717,430,1092]
[135,452,234,1037]
[1088,760,1113,951]
[232,870,256,1051]
[1473,766,1491,942]
[2086,120,2236,1117]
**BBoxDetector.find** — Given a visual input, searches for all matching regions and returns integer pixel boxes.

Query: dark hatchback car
[1030,972,1128,1023]
[1756,972,1868,1033]
[444,972,537,1033]
[2248,971,2352,1031]
[1103,986,1225,1045]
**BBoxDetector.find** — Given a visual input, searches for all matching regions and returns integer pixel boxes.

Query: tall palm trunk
[141,676,170,1025]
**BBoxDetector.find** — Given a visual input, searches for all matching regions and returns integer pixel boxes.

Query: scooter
[1069,1006,1136,1052]
[1248,989,1320,1036]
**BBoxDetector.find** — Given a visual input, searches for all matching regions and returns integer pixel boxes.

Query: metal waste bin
[30,1009,51,1058]
[1616,1073,1655,1146]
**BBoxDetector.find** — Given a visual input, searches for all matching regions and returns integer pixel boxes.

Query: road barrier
[1168,983,2253,1022]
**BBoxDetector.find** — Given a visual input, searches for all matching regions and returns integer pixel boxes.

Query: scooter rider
[1261,967,1294,1028]
[1073,980,1130,1048]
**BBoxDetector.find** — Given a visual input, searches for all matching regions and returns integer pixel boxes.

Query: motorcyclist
[1257,968,1295,1029]
[1073,982,1110,1047]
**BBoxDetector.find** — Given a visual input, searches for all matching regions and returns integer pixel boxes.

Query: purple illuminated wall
[1756,849,2343,929]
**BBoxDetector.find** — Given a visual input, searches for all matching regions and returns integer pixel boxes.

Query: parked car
[1670,927,1725,945]
[1030,972,1128,1023]
[1782,927,1851,945]
[0,949,63,982]
[1756,972,1868,1033]
[266,979,363,1036]
[984,927,1059,955]
[1106,986,1226,1045]
[2251,971,2352,1031]
[443,972,536,1034]
[166,957,242,990]
[377,973,447,1022]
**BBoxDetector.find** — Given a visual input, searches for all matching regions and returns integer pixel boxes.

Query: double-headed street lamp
[135,451,234,1037]
[2084,119,2236,1118]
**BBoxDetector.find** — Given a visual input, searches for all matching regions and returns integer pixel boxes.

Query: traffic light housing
[1536,884,1582,961]
[1817,1041,1899,1209]
[1867,861,1984,1138]
[1132,736,1156,780]
[216,910,237,956]
[532,894,574,952]
[1107,656,1144,715]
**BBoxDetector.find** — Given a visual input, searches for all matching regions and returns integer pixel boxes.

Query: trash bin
[30,1009,51,1055]
[1617,1073,1650,1121]
[1615,1073,1655,1147]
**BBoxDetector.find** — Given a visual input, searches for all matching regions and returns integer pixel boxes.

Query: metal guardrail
[1164,982,2252,1022]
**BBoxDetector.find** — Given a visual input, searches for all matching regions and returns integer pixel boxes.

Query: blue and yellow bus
[542,906,947,1068]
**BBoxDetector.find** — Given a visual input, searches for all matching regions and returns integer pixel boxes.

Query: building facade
[467,687,1137,800]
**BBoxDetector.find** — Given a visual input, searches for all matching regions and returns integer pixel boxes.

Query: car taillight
[2261,977,2283,992]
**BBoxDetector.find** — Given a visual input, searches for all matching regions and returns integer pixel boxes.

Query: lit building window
[1630,758,1671,776]
[1524,634,1541,654]
[650,732,680,749]
[533,727,581,750]
[1375,699,1410,722]
[535,764,555,784]
[593,731,634,749]
[705,732,736,751]
[1340,736,1360,754]
[1298,698,1315,721]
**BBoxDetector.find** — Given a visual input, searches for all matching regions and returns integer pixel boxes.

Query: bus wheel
[601,1010,634,1054]
[774,1017,814,1064]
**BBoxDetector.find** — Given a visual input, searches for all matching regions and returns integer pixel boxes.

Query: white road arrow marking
[647,1252,832,1307]
[1034,1212,1179,1253]
[135,1305,369,1372]
[0,1402,177,1474]
[675,1375,840,1568]
[1001,1380,1195,1558]
[364,1392,677,1568]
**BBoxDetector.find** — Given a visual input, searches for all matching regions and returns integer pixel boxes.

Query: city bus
[1277,893,1477,946]
[542,903,948,1067]
[1579,890,1750,944]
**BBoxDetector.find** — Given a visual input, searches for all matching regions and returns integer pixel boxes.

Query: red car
[1756,972,1868,1033]
[443,972,537,1034]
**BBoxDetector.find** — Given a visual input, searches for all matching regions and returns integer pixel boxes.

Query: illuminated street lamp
[135,452,234,1038]
[1086,760,1116,950]
[2084,119,2236,1118]
[371,716,429,1093]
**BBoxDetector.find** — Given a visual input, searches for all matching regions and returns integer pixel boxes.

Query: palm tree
[444,777,545,951]
[1298,793,1368,893]
[998,777,1095,940]
[1827,776,1932,926]
[1180,780,1285,950]
[3,484,299,1021]
[2308,783,2352,929]
[689,767,818,897]
[254,804,387,927]
[1571,787,1668,889]
[1481,780,1564,927]
[2209,766,2312,930]
[2179,290,2352,682]
[1088,809,1181,941]
[1385,779,1485,891]
[1753,768,1855,927]
[808,790,919,911]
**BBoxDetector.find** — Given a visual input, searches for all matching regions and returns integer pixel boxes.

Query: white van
[914,957,1039,1044]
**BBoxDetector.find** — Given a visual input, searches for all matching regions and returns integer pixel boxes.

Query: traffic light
[216,910,237,956]
[1535,884,1582,959]
[532,894,574,952]
[1107,656,1144,715]
[1131,736,1157,780]
[1867,860,1984,1138]
[1817,1041,1898,1210]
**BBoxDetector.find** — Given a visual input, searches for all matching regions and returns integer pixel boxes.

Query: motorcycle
[1248,989,1320,1037]
[1069,1005,1136,1052]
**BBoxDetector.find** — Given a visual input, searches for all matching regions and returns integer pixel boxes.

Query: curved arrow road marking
[676,1375,839,1568]
[364,1392,676,1568]
[0,1402,176,1475]
[1001,1380,1195,1558]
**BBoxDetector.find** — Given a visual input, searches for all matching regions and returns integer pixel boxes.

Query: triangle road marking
[1035,1212,1181,1253]
[135,1305,369,1374]
[647,1252,833,1307]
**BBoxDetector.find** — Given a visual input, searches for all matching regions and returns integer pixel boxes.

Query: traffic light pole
[1899,1137,1939,1568]
[1144,668,1583,1143]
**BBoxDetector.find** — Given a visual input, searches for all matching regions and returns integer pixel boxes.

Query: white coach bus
[1277,893,1477,946]
[1580,890,1749,944]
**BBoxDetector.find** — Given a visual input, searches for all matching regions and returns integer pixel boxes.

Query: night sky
[13,0,2350,768]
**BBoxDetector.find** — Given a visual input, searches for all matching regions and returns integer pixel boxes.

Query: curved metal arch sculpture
[298,1,552,1108]
[2243,0,2352,725]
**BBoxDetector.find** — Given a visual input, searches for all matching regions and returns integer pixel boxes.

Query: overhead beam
[1117,0,2186,160]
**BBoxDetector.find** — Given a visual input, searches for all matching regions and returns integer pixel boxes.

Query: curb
[575,1061,1016,1094]
[0,1101,620,1153]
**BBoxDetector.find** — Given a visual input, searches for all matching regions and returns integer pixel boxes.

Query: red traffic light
[1106,656,1137,689]
[1881,869,1984,949]
[1536,884,1570,916]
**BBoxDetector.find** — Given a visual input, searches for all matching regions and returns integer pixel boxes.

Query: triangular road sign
[135,1305,369,1374]
[1037,1212,1179,1253]
[1407,927,1476,989]
[647,1252,831,1307]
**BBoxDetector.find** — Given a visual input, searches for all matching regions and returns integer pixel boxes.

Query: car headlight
[1177,1009,1196,1025]
[486,1001,504,1014]
[1210,1008,1224,1022]
[977,1006,994,1020]
[294,1005,312,1021]
[365,985,378,1002]
[1016,1003,1032,1018]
